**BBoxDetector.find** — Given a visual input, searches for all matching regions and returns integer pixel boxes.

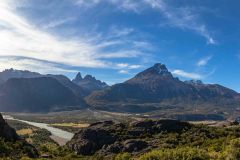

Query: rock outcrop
[67,119,191,156]
[0,114,19,141]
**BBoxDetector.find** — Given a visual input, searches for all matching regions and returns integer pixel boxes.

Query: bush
[115,153,131,160]
[222,138,240,160]
[139,147,210,160]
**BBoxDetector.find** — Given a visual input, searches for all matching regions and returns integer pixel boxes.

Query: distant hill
[47,74,88,97]
[0,77,88,112]
[72,72,108,95]
[0,68,42,81]
[0,69,105,97]
[86,63,240,113]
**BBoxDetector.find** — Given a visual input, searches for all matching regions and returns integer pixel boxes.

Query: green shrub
[115,153,131,160]
[139,147,210,160]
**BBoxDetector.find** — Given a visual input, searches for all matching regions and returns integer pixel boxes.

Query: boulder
[123,139,148,152]
[67,127,116,155]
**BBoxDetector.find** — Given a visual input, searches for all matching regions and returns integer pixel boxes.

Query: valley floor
[2,110,240,159]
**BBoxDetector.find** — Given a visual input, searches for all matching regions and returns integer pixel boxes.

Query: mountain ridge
[86,63,240,113]
[72,72,108,95]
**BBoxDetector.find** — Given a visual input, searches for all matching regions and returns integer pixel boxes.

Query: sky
[0,0,239,92]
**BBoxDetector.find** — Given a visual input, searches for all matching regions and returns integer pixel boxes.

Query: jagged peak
[152,63,169,74]
[73,72,83,83]
[135,63,173,78]
[185,80,203,85]
[84,75,96,81]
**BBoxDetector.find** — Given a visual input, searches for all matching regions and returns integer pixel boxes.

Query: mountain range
[0,69,106,112]
[86,63,240,113]
[72,72,108,95]
[0,64,239,115]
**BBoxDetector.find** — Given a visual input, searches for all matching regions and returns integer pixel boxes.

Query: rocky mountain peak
[73,72,83,83]
[72,73,108,94]
[135,63,173,79]
[84,75,96,81]
[153,63,170,75]
[185,80,203,85]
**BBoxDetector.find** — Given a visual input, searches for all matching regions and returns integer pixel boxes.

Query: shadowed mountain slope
[0,77,87,112]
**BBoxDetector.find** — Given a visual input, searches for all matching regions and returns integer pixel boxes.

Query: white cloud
[142,0,216,45]
[42,17,76,29]
[0,56,78,74]
[197,56,212,66]
[116,63,129,68]
[74,0,216,45]
[75,0,141,12]
[0,0,145,73]
[128,65,141,69]
[75,0,101,7]
[172,69,203,79]
[109,26,135,38]
[116,63,142,69]
[0,0,104,68]
[98,50,141,58]
[119,69,129,74]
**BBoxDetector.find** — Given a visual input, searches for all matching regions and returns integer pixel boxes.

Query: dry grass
[16,128,33,136]
[51,123,89,128]
[26,138,33,143]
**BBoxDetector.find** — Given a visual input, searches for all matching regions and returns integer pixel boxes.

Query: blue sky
[0,0,239,92]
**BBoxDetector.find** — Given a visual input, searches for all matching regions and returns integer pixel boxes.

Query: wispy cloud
[128,64,141,69]
[143,0,216,45]
[42,17,76,29]
[0,0,146,73]
[75,0,141,12]
[75,0,101,8]
[116,63,142,74]
[116,63,142,69]
[116,63,129,68]
[0,56,78,74]
[172,70,203,79]
[74,0,216,45]
[197,56,212,66]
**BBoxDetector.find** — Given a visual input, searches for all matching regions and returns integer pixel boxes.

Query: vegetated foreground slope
[0,113,38,159]
[3,114,240,159]
[86,63,240,113]
[66,119,240,159]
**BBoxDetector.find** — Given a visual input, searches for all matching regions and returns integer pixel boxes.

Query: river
[3,115,74,146]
